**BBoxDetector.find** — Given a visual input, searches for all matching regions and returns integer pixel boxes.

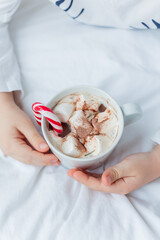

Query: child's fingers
[101,161,127,186]
[68,169,100,178]
[67,169,77,177]
[18,119,49,153]
[101,178,130,194]
[67,169,132,194]
[72,170,102,191]
[12,138,60,166]
[68,169,103,191]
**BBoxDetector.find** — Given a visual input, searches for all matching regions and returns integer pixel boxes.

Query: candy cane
[32,102,63,134]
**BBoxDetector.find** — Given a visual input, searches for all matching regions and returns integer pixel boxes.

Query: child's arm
[67,145,160,194]
[0,0,22,93]
[0,92,60,166]
[0,1,59,166]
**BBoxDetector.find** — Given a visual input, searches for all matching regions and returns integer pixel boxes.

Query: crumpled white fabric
[0,0,22,92]
[152,130,160,145]
[50,0,160,29]
[1,0,160,92]
[0,0,160,239]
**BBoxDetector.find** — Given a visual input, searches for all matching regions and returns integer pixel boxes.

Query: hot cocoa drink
[48,93,119,158]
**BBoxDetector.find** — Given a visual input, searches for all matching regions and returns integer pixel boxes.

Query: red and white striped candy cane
[32,102,63,134]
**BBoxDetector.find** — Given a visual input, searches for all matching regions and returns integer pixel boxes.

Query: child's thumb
[102,163,125,186]
[19,120,49,153]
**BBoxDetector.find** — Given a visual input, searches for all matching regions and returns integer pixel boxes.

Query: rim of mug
[41,85,124,162]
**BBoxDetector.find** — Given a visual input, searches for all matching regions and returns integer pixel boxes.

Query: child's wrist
[0,92,15,108]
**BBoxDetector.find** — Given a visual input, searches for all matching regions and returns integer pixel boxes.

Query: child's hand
[0,92,60,166]
[67,145,160,194]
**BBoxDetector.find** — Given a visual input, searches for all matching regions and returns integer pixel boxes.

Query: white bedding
[0,0,160,239]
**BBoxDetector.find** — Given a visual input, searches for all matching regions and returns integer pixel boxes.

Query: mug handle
[121,103,142,126]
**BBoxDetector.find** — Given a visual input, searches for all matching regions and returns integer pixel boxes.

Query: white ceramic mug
[41,86,142,170]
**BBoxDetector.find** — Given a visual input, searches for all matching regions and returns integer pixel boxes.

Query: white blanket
[49,0,160,29]
[0,0,160,239]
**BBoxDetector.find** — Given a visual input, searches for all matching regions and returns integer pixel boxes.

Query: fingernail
[73,172,79,180]
[67,171,72,177]
[106,175,112,185]
[39,142,48,149]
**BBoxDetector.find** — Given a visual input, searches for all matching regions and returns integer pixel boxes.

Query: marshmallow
[92,108,119,139]
[96,109,111,123]
[84,135,102,156]
[60,94,77,103]
[62,135,85,158]
[84,95,101,111]
[84,135,112,157]
[69,110,93,138]
[76,94,86,110]
[49,131,63,149]
[53,94,78,122]
[100,114,118,137]
[69,110,84,128]
[76,94,102,111]
[54,102,75,122]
